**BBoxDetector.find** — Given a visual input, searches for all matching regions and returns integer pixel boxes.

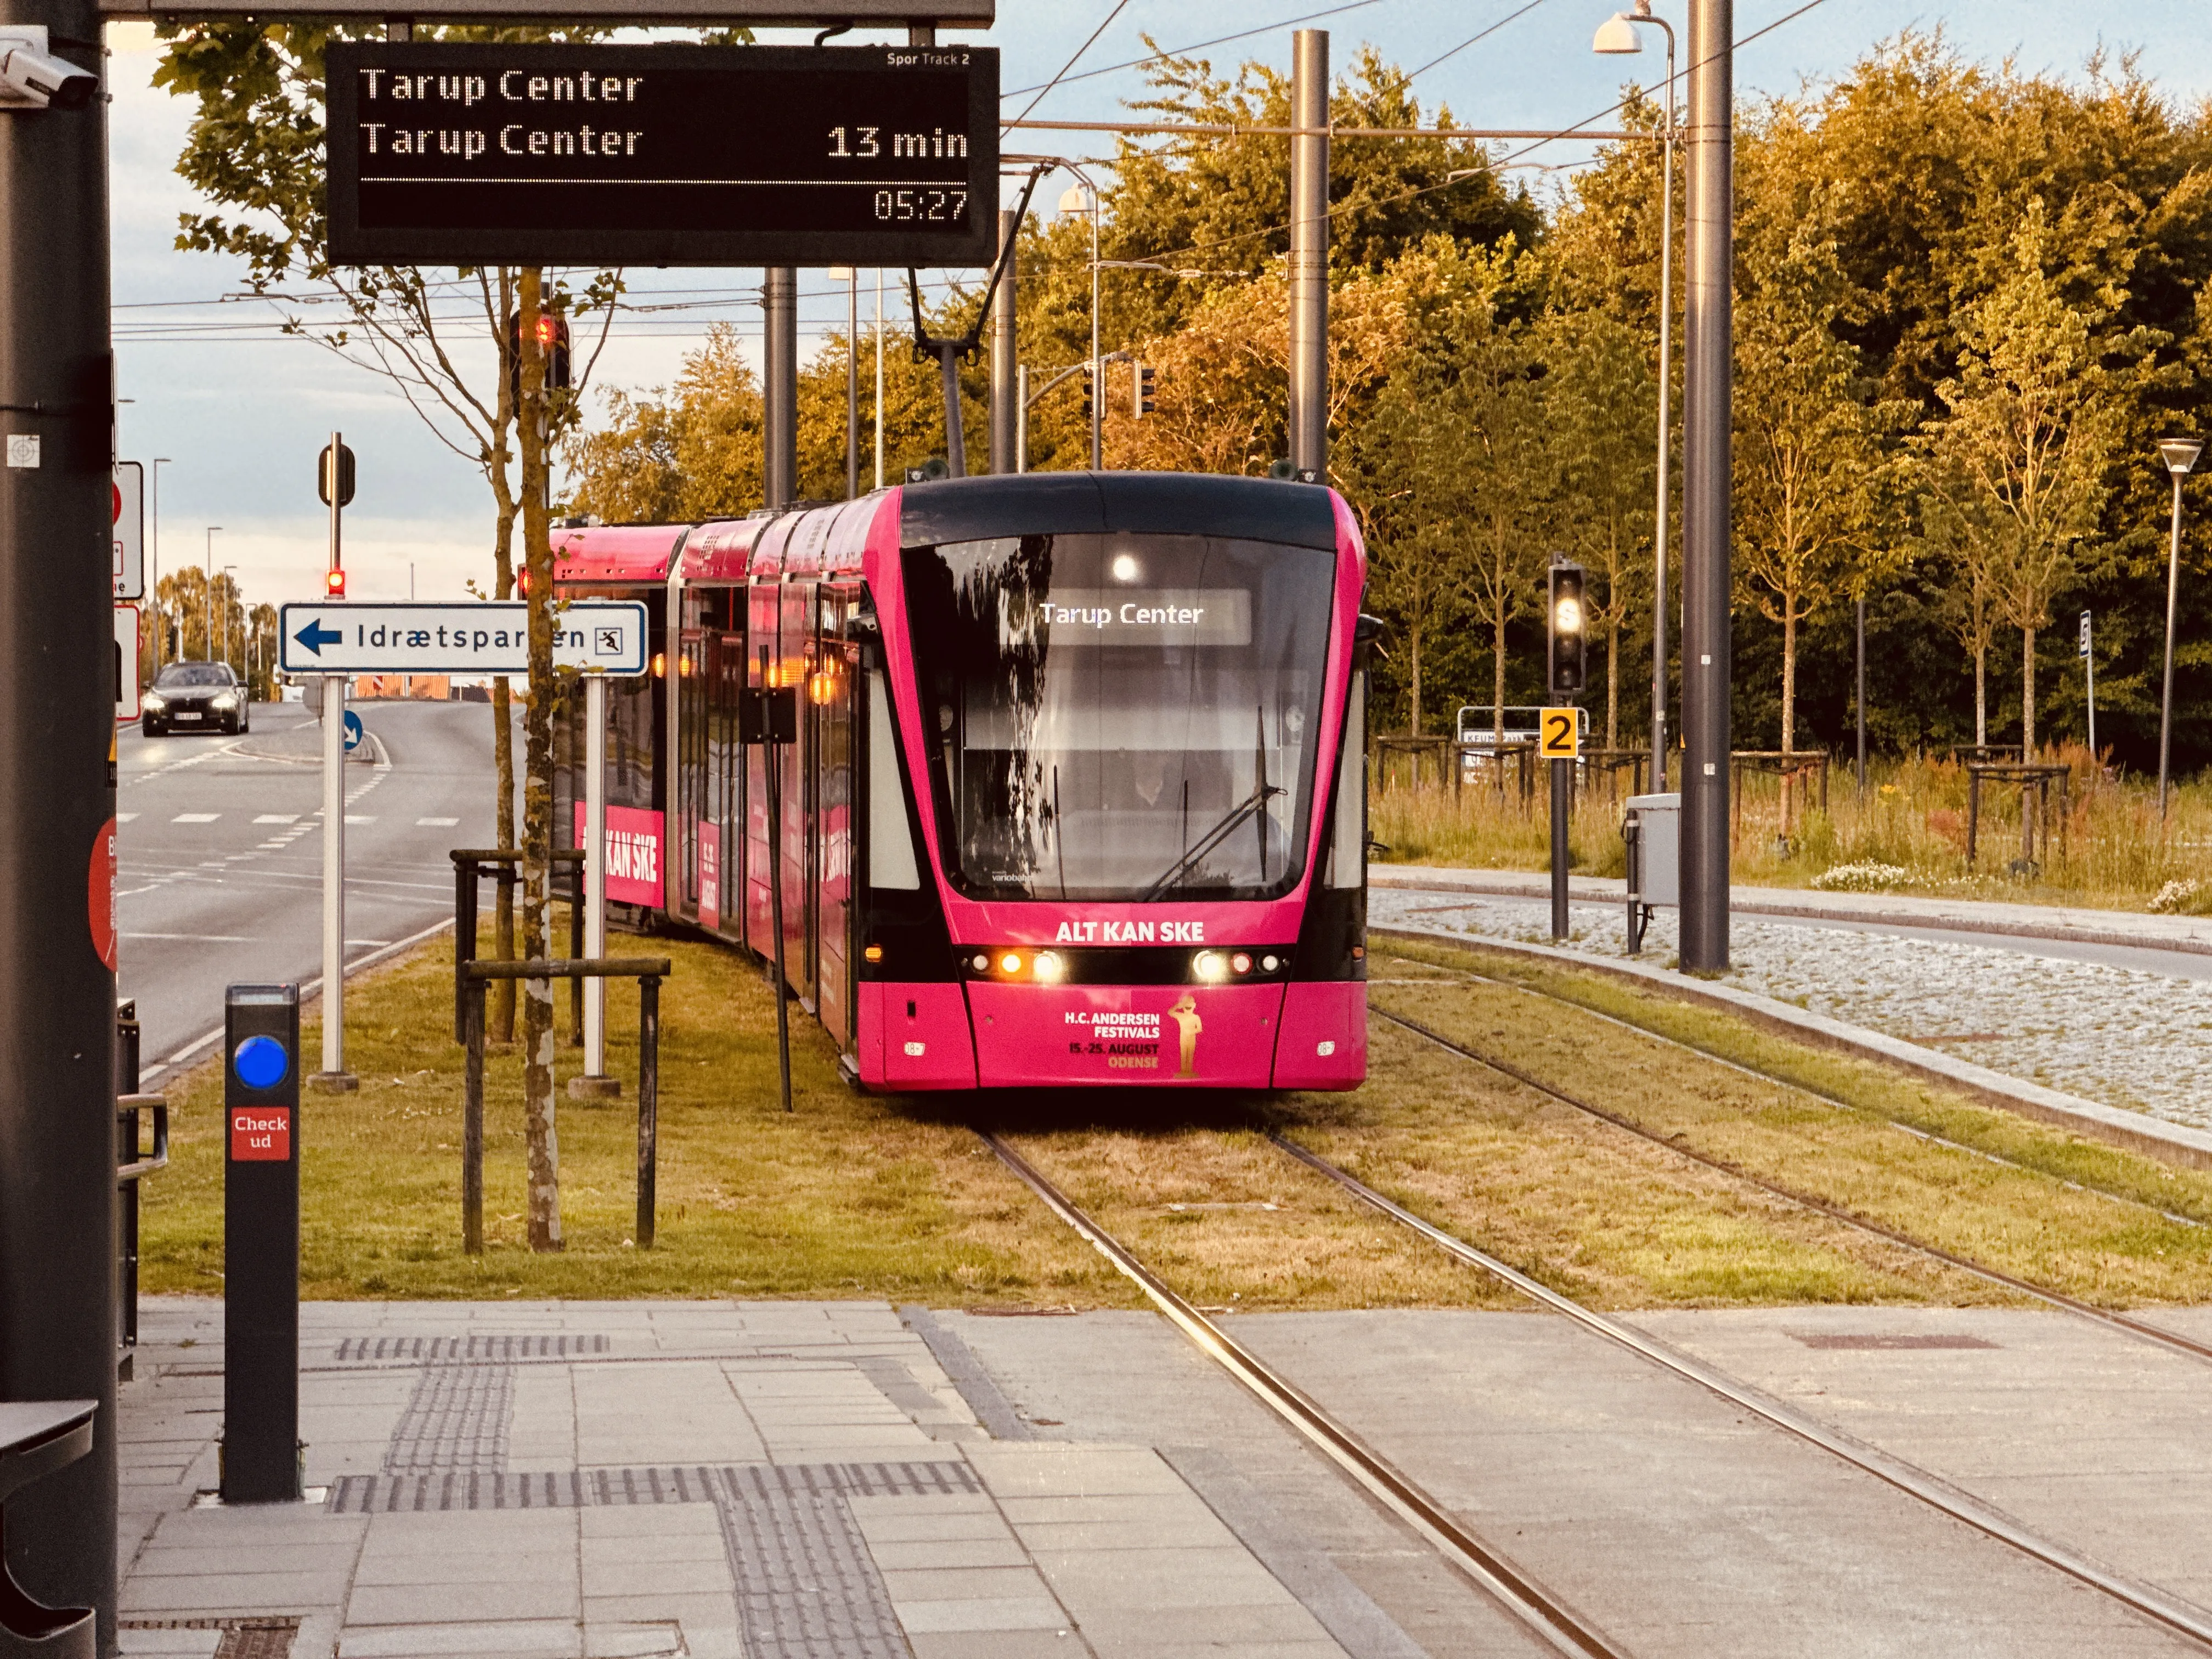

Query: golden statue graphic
[1169,991,1203,1080]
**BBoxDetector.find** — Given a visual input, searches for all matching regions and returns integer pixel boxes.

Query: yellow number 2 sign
[1539,709,1581,760]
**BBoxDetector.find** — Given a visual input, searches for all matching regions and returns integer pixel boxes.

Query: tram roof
[898,472,1342,551]
[550,471,1348,588]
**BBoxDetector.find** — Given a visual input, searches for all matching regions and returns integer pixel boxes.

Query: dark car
[143,662,250,736]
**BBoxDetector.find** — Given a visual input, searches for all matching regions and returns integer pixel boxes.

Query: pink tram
[551,471,1370,1092]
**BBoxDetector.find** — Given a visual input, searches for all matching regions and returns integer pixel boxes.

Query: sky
[108,2,2212,614]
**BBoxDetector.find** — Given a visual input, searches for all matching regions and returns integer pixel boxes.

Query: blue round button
[233,1034,290,1090]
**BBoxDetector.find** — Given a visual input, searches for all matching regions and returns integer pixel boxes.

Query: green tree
[1733,233,1892,755]
[1928,204,2123,752]
[1545,309,1654,747]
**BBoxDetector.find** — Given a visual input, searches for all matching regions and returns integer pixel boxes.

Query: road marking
[416,817,460,827]
[123,932,250,942]
[117,812,139,823]
[255,814,300,824]
[172,812,219,823]
[345,814,376,824]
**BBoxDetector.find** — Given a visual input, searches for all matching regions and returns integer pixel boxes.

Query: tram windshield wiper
[1141,781,1285,901]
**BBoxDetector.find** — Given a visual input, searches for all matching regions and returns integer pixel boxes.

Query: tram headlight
[1193,950,1228,983]
[1000,951,1024,975]
[1032,950,1064,983]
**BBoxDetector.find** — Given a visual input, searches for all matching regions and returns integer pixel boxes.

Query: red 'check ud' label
[230,1107,291,1161]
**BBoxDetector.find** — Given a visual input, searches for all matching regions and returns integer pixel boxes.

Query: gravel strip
[1370,888,2212,1132]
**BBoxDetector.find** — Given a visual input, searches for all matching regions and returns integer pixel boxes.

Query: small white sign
[2079,610,2092,659]
[6,434,40,469]
[278,600,650,676]
[113,462,144,600]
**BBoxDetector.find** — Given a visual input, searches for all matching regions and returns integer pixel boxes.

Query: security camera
[0,28,95,111]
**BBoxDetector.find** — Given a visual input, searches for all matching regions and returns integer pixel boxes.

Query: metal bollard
[222,984,303,1503]
[636,975,660,1249]
[462,977,486,1256]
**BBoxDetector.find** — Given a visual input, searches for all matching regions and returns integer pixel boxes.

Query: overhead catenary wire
[1002,0,1135,132]
[998,0,1384,99]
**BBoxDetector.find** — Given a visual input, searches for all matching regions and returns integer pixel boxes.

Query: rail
[457,957,671,1255]
[450,848,585,1046]
[1269,1127,2212,1654]
[978,1130,1629,1659]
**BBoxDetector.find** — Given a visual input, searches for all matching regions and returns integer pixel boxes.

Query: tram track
[975,1129,1632,1659]
[981,1121,2212,1655]
[1365,991,2212,1370]
[1370,930,2211,1229]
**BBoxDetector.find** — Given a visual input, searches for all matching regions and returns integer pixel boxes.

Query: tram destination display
[326,43,998,266]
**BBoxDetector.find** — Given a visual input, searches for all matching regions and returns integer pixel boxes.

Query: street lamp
[222,565,238,678]
[150,456,172,668]
[2157,435,2202,816]
[1594,1,1677,791]
[1056,171,1103,470]
[204,526,222,663]
[828,265,860,500]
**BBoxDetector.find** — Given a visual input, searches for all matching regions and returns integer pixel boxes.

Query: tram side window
[1326,672,1365,888]
[610,676,656,809]
[866,667,919,890]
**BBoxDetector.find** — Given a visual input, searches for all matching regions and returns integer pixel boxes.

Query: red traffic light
[325,567,347,598]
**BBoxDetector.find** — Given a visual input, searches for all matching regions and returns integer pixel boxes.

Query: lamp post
[222,564,238,677]
[203,526,221,662]
[2157,435,2202,816]
[828,265,860,499]
[1056,167,1103,470]
[150,456,172,668]
[1595,2,1677,793]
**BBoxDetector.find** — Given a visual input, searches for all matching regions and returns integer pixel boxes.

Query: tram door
[705,623,746,938]
[812,588,859,1051]
[675,605,708,917]
[781,580,814,1007]
[744,579,778,961]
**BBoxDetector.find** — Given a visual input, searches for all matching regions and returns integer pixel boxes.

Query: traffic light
[1080,363,1094,422]
[1547,560,1585,698]
[317,441,356,508]
[506,311,573,404]
[325,566,346,599]
[1135,362,1155,416]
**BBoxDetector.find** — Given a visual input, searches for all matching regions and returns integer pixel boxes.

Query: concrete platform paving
[119,1300,2212,1658]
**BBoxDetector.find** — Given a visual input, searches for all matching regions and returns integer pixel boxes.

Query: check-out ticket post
[223,984,303,1504]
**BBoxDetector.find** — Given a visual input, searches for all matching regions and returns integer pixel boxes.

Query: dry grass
[1353,941,2212,1307]
[1372,744,2212,910]
[140,916,1131,1306]
[139,913,2211,1312]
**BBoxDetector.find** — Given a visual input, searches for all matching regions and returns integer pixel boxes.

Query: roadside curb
[1373,867,2212,959]
[1372,921,2212,1173]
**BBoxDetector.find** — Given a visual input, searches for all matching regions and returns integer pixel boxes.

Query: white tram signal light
[1547,559,1587,699]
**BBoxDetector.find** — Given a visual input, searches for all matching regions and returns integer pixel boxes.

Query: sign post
[2080,610,2096,760]
[222,983,303,1503]
[313,435,357,1092]
[573,672,617,1098]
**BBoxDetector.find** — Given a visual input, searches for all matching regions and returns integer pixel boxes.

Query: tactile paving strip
[714,1466,912,1659]
[335,1334,611,1362]
[328,1460,981,1514]
[382,1363,514,1474]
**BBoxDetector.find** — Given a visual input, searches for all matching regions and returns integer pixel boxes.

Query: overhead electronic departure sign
[326,42,998,267]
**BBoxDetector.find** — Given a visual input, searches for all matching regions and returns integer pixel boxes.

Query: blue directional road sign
[278,601,649,677]
[342,710,364,753]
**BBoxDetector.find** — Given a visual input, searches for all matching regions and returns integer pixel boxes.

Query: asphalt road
[117,700,511,1083]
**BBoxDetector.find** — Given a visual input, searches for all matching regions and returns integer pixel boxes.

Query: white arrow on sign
[278,601,650,676]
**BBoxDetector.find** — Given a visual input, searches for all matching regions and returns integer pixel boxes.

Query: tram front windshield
[902,532,1338,902]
